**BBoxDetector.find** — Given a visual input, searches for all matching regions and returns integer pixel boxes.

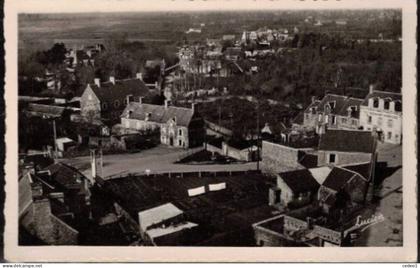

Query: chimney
[138,97,144,104]
[191,103,196,113]
[94,78,100,87]
[109,76,116,85]
[136,72,143,81]
[164,100,170,109]
[369,84,375,94]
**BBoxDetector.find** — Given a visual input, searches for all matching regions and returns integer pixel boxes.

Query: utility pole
[256,100,260,171]
[52,119,58,161]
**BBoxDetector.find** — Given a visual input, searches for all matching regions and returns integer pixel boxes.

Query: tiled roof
[318,129,376,153]
[89,78,150,104]
[361,90,402,106]
[278,169,320,194]
[121,102,195,127]
[341,162,372,181]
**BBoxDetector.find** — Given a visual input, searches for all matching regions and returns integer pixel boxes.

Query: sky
[13,0,404,14]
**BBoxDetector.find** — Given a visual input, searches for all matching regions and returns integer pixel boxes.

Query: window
[305,114,310,120]
[331,115,336,125]
[387,119,393,128]
[387,132,392,140]
[178,129,182,136]
[114,100,120,108]
[394,101,402,112]
[328,154,336,164]
[342,118,347,124]
[384,98,391,110]
[102,102,108,110]
[178,140,182,146]
[377,117,383,127]
[352,119,357,125]
[373,98,379,108]
[368,116,372,124]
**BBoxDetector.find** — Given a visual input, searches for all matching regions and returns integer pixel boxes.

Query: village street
[62,145,258,180]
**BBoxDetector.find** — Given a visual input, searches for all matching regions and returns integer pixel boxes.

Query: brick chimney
[109,76,116,85]
[94,78,100,88]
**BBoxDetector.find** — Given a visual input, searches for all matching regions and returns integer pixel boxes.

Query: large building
[80,74,151,121]
[359,90,402,144]
[120,100,205,148]
[303,94,364,134]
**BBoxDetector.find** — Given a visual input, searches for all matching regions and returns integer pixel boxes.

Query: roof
[361,90,402,106]
[138,203,183,231]
[278,169,320,194]
[122,102,195,127]
[56,137,75,144]
[222,35,235,40]
[308,166,332,185]
[88,78,150,104]
[19,173,34,217]
[43,162,86,190]
[322,166,366,191]
[318,129,376,154]
[341,162,372,181]
[145,59,164,69]
[146,221,198,239]
[26,103,65,118]
[304,94,363,118]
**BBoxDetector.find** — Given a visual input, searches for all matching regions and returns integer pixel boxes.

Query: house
[303,94,364,134]
[270,169,320,208]
[224,47,243,61]
[55,137,76,156]
[19,162,93,245]
[80,74,151,121]
[359,88,402,144]
[317,129,377,167]
[317,164,371,214]
[120,100,205,148]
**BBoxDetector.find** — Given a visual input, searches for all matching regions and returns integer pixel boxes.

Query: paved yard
[62,145,258,180]
[355,142,403,246]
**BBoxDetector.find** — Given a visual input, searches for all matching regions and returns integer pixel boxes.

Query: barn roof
[318,129,376,153]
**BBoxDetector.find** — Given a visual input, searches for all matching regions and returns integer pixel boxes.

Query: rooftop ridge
[371,90,402,96]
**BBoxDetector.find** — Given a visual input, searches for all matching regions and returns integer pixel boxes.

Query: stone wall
[261,141,313,174]
[50,215,79,245]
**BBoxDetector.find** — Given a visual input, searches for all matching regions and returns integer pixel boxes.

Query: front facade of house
[121,101,205,149]
[359,90,402,144]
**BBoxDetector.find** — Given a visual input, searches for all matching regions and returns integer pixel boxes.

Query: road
[62,145,258,180]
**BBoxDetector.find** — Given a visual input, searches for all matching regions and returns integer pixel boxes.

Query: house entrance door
[169,137,174,146]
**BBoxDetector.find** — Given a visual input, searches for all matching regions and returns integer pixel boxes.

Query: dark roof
[322,166,366,191]
[298,152,318,169]
[341,162,371,181]
[88,78,150,104]
[122,102,195,127]
[76,50,90,60]
[304,94,363,118]
[318,129,376,153]
[26,103,65,118]
[361,90,402,106]
[278,169,320,194]
[43,163,87,190]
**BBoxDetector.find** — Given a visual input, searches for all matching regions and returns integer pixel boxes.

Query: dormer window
[126,110,133,119]
[114,100,120,108]
[394,100,402,112]
[373,98,379,108]
[384,98,391,110]
[328,101,336,110]
[145,112,152,121]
